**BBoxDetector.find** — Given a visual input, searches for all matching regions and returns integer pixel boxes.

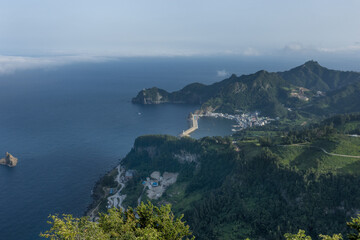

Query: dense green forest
[91,113,360,240]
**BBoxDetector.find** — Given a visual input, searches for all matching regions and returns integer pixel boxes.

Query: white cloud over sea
[2,42,360,75]
[282,43,360,55]
[0,55,110,74]
[217,70,229,77]
[317,44,360,53]
[243,48,260,56]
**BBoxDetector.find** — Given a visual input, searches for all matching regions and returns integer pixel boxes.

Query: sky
[0,0,360,71]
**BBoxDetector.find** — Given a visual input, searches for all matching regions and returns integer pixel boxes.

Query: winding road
[107,165,126,210]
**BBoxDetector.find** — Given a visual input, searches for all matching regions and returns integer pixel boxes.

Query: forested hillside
[92,113,360,239]
[132,61,360,118]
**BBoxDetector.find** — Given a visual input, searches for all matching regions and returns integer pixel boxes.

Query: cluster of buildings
[202,111,273,132]
[142,171,162,189]
[290,87,310,101]
[141,171,179,200]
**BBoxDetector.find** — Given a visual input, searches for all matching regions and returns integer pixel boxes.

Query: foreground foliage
[284,215,360,240]
[40,201,194,240]
[40,207,360,240]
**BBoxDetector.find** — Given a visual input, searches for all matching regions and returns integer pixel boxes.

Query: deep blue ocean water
[0,56,358,239]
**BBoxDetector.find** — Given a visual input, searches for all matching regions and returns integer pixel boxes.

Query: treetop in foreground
[284,214,360,240]
[40,201,194,240]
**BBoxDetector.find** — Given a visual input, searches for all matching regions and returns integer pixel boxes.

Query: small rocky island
[0,152,18,167]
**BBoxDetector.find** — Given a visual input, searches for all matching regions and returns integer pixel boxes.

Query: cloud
[317,44,360,53]
[283,43,305,52]
[243,47,260,56]
[0,49,233,75]
[0,55,111,74]
[217,69,229,77]
[282,42,360,55]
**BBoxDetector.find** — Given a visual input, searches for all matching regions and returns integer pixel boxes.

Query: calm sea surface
[0,57,357,239]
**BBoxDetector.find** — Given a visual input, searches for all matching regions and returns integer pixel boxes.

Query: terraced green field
[272,134,360,175]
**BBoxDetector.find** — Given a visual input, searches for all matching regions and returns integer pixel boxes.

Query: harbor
[180,111,273,137]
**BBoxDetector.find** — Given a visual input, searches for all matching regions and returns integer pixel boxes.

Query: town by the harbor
[181,111,274,137]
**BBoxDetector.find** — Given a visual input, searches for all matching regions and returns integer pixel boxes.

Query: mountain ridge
[132,61,360,117]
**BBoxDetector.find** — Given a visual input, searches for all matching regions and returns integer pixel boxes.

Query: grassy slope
[272,134,360,174]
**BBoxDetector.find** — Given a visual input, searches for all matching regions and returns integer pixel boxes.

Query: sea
[0,56,358,239]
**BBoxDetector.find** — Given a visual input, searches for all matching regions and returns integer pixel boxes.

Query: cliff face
[0,152,18,167]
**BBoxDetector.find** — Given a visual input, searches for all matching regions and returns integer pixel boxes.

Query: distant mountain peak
[301,60,323,69]
[254,69,269,76]
[230,73,237,78]
[282,60,326,75]
[304,60,320,65]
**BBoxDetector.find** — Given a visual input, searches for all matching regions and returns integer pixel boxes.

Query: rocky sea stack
[0,152,18,167]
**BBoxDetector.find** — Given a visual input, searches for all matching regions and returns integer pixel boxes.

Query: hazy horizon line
[0,48,360,75]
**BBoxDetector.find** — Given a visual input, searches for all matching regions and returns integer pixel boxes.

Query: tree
[284,230,312,240]
[284,230,343,240]
[284,215,360,240]
[347,214,360,240]
[40,201,194,240]
[40,214,108,240]
[319,234,343,240]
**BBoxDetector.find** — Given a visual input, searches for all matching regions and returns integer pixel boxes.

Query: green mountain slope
[308,82,360,115]
[132,61,360,118]
[279,60,360,91]
[133,71,297,117]
[201,70,291,116]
